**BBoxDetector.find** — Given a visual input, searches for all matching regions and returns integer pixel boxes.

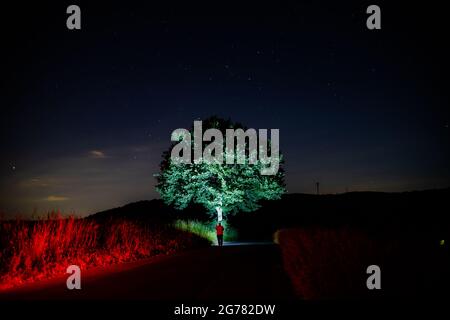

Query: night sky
[1,1,449,216]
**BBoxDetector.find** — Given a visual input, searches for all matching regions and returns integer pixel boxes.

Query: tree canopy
[156,116,285,221]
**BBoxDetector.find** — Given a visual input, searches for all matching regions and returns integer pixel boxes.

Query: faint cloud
[131,146,150,153]
[89,150,106,159]
[19,178,50,188]
[45,195,69,202]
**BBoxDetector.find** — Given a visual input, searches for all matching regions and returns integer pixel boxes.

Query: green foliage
[174,219,238,243]
[174,220,215,243]
[157,116,285,220]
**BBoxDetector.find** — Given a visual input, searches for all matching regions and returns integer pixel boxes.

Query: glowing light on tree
[156,117,285,222]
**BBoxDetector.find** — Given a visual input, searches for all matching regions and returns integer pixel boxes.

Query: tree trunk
[216,206,223,222]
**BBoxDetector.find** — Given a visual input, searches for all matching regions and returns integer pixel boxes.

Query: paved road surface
[0,243,294,300]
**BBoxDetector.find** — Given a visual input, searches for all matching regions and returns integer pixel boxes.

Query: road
[0,243,295,300]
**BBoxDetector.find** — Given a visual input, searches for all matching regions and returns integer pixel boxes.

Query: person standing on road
[216,223,224,247]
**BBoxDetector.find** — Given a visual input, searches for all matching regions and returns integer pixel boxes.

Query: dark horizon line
[1,186,448,220]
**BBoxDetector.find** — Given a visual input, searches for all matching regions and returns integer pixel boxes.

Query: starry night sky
[1,1,449,216]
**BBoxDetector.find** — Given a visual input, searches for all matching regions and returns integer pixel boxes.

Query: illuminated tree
[156,117,285,222]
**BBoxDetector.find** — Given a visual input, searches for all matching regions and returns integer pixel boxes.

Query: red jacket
[216,225,224,236]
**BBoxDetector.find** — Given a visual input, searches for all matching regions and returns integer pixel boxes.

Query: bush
[277,227,446,299]
[174,219,238,244]
[0,215,208,290]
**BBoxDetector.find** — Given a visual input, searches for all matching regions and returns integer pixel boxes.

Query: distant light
[440,240,445,246]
